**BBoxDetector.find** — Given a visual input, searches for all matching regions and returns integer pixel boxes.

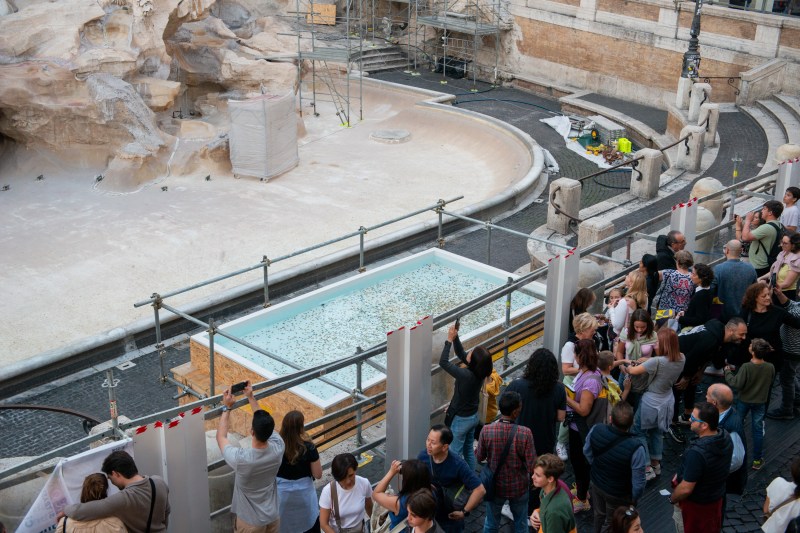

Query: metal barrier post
[262,256,271,307]
[437,207,445,248]
[503,277,512,370]
[486,219,492,264]
[208,319,216,398]
[359,227,367,273]
[355,360,363,448]
[152,295,166,382]
[103,369,120,438]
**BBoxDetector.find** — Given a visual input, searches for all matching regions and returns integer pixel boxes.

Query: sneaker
[667,425,686,443]
[676,413,692,426]
[556,442,569,461]
[767,409,795,420]
[501,503,513,520]
[653,463,662,476]
[645,466,656,481]
[752,459,764,470]
[573,498,591,513]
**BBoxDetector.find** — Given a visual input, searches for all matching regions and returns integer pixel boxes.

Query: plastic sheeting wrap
[229,93,299,181]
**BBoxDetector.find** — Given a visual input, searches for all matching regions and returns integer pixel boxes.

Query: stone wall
[502,0,800,107]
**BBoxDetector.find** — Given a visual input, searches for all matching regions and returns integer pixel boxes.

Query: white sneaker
[556,442,569,461]
[501,503,514,521]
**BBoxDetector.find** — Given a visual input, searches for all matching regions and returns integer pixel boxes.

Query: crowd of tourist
[43,190,800,533]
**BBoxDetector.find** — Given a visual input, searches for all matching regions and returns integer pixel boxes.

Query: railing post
[503,277,512,370]
[355,360,364,449]
[358,227,367,273]
[262,256,271,307]
[437,207,445,248]
[486,219,492,264]
[103,369,120,438]
[208,319,216,398]
[152,295,166,384]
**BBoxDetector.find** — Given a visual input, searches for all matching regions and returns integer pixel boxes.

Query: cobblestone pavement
[1,69,778,532]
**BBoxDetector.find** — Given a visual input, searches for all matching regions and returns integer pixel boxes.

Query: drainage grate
[116,361,136,370]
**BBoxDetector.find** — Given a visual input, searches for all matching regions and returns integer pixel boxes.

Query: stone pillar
[698,103,719,147]
[688,83,711,122]
[690,177,725,222]
[676,77,693,110]
[578,218,614,263]
[675,125,705,172]
[631,148,663,199]
[547,178,581,234]
[578,258,605,316]
[695,206,717,258]
[543,249,580,362]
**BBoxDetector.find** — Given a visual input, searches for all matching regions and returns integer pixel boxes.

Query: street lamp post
[681,0,705,78]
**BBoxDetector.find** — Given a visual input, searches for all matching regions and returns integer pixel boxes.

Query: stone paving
[1,69,781,532]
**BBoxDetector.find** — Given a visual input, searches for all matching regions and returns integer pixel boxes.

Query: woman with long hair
[505,348,567,512]
[735,282,800,368]
[759,231,800,301]
[640,254,660,310]
[372,459,431,529]
[441,322,494,471]
[56,473,127,533]
[277,410,323,533]
[556,313,599,461]
[564,338,602,512]
[627,328,685,481]
[615,309,657,410]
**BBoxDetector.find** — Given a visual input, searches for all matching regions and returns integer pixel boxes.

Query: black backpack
[758,221,786,268]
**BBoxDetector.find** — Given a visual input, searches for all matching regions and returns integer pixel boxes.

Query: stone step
[775,93,800,126]
[757,98,800,145]
[739,105,787,173]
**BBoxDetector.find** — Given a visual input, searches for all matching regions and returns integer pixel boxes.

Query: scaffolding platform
[416,13,500,35]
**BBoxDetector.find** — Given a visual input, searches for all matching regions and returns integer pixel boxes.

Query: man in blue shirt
[418,425,486,533]
[712,240,757,321]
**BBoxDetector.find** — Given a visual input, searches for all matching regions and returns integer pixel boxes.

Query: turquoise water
[215,262,538,402]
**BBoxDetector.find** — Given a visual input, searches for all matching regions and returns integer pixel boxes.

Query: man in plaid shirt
[477,391,536,533]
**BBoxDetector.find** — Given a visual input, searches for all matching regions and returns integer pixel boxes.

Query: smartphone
[454,317,460,331]
[231,381,248,395]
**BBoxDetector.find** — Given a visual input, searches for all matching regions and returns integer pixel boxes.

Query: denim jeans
[484,493,529,533]
[780,359,800,412]
[632,405,664,463]
[736,400,766,460]
[450,413,478,472]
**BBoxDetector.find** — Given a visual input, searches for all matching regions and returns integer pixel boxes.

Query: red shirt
[476,419,536,499]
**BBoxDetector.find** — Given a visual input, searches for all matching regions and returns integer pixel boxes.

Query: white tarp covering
[540,115,614,169]
[229,93,299,181]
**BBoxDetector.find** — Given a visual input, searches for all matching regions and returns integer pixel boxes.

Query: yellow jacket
[483,370,504,423]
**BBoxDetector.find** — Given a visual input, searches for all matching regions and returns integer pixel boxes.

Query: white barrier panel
[776,158,800,201]
[385,324,410,471]
[132,420,167,480]
[670,198,698,255]
[542,248,580,363]
[18,439,133,533]
[408,316,433,457]
[163,407,211,533]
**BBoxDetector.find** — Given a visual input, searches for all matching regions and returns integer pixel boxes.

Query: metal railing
[0,167,780,525]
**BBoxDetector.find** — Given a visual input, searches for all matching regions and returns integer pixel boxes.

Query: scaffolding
[377,0,506,87]
[291,0,368,126]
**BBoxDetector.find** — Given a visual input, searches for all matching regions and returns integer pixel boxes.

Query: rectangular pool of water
[181,249,543,438]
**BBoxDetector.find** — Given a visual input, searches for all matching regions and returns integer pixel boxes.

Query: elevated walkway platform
[416,13,500,35]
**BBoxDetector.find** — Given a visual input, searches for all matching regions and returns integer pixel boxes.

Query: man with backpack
[740,201,785,277]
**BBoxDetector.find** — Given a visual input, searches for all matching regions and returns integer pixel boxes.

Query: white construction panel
[132,420,167,480]
[670,198,698,255]
[543,249,579,362]
[385,325,409,468]
[163,408,211,533]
